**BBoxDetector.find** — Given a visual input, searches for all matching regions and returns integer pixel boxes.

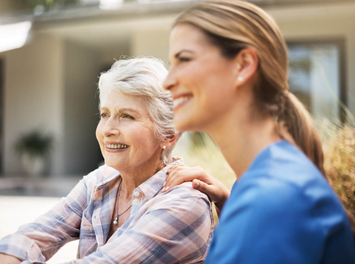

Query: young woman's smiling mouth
[173,94,193,111]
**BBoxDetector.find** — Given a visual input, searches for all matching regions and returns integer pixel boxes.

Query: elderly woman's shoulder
[142,182,212,220]
[161,182,210,202]
[81,164,119,188]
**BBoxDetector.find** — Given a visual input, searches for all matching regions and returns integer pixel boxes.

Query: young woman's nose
[163,70,177,91]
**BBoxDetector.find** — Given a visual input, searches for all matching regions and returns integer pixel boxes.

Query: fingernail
[193,180,199,188]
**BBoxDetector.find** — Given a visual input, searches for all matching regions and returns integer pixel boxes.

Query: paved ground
[0,196,79,263]
[0,177,81,263]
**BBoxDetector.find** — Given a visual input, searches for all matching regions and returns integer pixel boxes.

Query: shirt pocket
[77,214,98,258]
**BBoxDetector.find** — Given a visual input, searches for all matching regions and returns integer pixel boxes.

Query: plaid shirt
[0,159,213,263]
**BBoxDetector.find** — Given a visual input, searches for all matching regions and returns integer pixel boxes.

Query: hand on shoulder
[162,164,230,215]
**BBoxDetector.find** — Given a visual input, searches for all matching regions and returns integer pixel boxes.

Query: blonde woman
[163,0,355,263]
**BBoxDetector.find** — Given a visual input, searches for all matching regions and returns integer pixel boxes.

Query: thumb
[192,179,214,199]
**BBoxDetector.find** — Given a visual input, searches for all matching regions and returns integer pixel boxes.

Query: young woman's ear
[233,48,259,87]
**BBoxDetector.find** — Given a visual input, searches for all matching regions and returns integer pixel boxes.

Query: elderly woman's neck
[119,160,165,198]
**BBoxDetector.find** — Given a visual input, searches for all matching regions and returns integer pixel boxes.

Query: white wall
[131,29,170,66]
[2,36,105,176]
[63,40,102,174]
[3,34,65,175]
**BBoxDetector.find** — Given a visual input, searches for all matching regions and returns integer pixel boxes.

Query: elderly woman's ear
[161,133,178,149]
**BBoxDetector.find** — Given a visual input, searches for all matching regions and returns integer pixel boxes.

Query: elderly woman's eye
[121,114,135,120]
[100,113,108,119]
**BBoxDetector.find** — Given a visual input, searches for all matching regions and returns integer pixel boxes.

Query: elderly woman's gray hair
[98,57,178,165]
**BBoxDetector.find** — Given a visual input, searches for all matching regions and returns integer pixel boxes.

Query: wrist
[0,253,22,264]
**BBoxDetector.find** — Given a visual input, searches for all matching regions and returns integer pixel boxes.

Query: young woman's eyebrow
[174,50,194,58]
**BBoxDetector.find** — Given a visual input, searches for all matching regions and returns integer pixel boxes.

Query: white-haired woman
[0,57,213,264]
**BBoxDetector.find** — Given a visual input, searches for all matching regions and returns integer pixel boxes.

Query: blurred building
[0,0,354,176]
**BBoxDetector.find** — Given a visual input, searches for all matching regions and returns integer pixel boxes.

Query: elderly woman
[0,57,213,264]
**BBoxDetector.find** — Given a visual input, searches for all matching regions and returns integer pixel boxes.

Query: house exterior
[0,0,354,176]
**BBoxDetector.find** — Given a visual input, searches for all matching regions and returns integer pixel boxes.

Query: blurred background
[0,0,354,262]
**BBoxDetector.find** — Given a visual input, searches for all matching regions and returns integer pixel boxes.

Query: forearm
[0,253,22,264]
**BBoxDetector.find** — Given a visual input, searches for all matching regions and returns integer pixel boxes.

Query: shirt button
[133,190,140,197]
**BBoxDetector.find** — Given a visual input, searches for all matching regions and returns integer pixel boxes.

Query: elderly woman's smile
[96,89,162,174]
[106,144,129,150]
[105,143,130,152]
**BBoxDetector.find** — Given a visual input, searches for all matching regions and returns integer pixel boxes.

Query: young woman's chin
[173,114,203,133]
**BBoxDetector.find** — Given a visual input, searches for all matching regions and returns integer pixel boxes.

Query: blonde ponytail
[272,92,325,175]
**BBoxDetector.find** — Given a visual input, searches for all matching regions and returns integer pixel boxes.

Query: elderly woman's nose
[102,117,120,136]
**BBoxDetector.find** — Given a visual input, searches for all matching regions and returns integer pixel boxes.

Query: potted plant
[14,130,53,177]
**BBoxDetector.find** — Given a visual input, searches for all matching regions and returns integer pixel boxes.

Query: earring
[238,76,244,82]
[163,146,166,149]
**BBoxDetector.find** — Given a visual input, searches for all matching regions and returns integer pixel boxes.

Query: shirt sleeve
[0,178,88,263]
[67,190,212,264]
[204,177,329,264]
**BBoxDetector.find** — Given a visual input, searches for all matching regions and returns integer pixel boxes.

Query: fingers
[163,165,190,192]
[162,164,206,192]
[191,179,217,202]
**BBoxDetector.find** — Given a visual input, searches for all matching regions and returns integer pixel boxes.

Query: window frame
[286,38,347,122]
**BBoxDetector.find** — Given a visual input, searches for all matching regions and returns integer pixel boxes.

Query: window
[287,40,345,123]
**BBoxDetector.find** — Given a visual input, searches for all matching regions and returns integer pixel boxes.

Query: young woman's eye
[178,57,191,62]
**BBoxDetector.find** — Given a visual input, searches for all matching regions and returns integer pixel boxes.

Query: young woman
[163,0,355,263]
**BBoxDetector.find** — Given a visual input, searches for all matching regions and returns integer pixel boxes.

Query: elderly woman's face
[96,90,162,172]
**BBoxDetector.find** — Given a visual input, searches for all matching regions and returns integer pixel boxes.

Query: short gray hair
[98,57,179,165]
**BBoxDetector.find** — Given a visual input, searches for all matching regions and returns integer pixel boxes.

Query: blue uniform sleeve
[204,177,354,264]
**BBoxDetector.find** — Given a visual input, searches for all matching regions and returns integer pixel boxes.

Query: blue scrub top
[205,140,354,264]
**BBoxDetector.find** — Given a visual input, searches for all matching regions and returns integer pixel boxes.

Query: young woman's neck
[207,102,281,178]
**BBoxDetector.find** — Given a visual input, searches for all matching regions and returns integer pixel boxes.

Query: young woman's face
[164,24,238,132]
[96,90,162,173]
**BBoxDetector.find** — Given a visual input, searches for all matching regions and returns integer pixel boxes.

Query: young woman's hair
[174,0,325,175]
[98,57,179,165]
